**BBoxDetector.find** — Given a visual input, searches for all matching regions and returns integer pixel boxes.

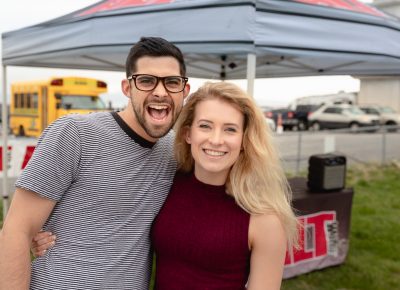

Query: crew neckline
[190,171,227,192]
[111,111,156,149]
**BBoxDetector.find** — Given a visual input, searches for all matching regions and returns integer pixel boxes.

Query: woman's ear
[185,128,191,144]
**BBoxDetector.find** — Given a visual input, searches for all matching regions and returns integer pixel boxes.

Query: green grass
[281,164,400,290]
[2,164,399,289]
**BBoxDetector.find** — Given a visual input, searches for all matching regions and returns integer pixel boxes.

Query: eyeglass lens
[135,75,185,93]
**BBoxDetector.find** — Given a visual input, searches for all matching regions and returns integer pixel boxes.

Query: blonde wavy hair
[174,81,298,248]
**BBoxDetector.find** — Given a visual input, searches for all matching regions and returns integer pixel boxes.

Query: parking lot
[276,129,400,173]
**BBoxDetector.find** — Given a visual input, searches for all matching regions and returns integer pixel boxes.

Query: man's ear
[121,79,131,97]
[183,83,191,100]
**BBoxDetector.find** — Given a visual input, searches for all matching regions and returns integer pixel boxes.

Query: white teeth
[204,149,225,156]
[149,105,168,110]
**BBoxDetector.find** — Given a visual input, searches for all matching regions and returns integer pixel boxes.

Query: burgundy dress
[151,171,250,290]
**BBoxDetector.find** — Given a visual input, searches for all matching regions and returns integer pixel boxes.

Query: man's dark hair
[125,37,186,77]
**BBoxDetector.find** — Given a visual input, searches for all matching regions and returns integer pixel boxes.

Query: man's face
[122,56,190,142]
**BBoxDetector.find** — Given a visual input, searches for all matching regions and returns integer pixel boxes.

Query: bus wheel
[18,126,25,137]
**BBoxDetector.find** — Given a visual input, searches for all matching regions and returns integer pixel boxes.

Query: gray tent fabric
[3,0,400,79]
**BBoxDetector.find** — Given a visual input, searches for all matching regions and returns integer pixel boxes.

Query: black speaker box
[307,154,346,192]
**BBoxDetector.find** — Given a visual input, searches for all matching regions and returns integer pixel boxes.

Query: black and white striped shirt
[16,112,177,290]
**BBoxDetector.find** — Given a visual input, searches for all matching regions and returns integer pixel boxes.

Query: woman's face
[185,98,244,185]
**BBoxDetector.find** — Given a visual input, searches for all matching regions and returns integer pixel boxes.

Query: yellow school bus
[10,76,108,137]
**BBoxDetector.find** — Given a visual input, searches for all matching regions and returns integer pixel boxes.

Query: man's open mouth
[147,104,171,121]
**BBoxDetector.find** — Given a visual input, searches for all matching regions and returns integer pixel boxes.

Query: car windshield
[296,105,320,112]
[343,107,364,115]
[380,107,396,113]
[60,95,106,110]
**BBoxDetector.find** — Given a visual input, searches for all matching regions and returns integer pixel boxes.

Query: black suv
[294,104,322,131]
[265,108,298,131]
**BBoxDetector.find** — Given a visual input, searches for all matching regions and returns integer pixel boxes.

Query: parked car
[264,108,298,131]
[294,104,323,131]
[359,105,400,132]
[308,104,380,132]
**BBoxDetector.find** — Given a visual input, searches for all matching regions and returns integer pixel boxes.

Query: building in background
[357,0,400,112]
[288,91,357,109]
[374,0,400,15]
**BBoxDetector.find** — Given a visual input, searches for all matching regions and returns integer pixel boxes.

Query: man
[0,37,190,289]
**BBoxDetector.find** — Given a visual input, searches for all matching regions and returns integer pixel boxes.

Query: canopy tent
[3,0,400,80]
[3,0,400,216]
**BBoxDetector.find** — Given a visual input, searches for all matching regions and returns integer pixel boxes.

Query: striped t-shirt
[16,112,177,290]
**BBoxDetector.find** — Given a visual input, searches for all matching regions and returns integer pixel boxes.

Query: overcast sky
[1,0,375,108]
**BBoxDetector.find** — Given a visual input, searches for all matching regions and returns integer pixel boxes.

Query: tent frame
[3,0,400,217]
[2,65,9,220]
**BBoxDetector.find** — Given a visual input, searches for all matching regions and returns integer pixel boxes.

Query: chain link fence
[275,125,400,174]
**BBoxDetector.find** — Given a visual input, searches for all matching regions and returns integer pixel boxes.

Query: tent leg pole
[2,65,9,221]
[246,53,256,97]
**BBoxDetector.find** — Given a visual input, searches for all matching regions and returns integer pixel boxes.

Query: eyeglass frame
[127,74,189,93]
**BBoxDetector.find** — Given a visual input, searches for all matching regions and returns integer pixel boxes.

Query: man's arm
[0,188,56,290]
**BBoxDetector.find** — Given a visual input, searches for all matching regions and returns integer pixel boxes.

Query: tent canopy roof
[3,0,400,79]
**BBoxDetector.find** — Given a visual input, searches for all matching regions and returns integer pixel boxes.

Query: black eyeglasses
[127,74,188,93]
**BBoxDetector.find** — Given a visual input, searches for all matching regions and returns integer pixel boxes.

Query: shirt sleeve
[15,116,82,201]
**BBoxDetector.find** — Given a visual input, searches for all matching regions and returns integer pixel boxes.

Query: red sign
[285,211,338,266]
[295,0,387,17]
[78,0,174,17]
[21,146,36,170]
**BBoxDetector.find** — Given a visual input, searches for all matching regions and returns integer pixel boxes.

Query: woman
[33,82,298,289]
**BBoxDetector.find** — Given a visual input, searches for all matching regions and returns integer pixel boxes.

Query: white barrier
[0,137,37,178]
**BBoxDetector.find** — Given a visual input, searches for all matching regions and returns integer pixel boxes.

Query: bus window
[14,93,19,108]
[32,93,38,109]
[21,93,25,108]
[27,93,32,108]
[60,95,106,110]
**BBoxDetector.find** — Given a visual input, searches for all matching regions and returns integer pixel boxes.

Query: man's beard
[132,97,179,139]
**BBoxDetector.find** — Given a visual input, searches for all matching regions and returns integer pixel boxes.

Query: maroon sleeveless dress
[151,171,250,290]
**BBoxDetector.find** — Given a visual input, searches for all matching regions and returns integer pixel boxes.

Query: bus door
[41,86,48,131]
[27,91,40,135]
[47,89,67,125]
[55,93,64,119]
